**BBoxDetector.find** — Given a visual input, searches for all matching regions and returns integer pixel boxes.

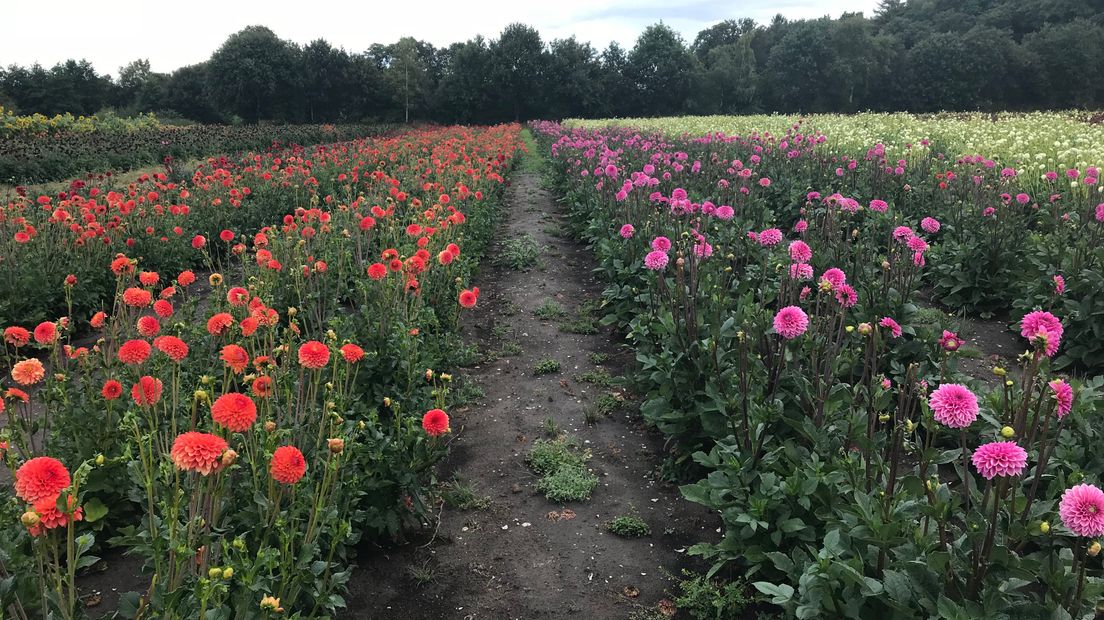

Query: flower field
[534,114,1104,618]
[1,124,522,617]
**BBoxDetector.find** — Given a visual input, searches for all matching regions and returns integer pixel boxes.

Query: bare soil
[346,172,717,619]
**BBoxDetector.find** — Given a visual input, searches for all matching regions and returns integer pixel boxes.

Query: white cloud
[0,0,879,77]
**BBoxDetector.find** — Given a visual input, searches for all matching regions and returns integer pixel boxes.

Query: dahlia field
[1,124,522,617]
[534,114,1104,618]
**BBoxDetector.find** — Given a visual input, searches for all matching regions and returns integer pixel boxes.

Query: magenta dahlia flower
[928,383,979,428]
[821,267,846,288]
[643,251,669,271]
[758,228,783,247]
[619,224,635,239]
[651,236,671,252]
[1049,379,1074,418]
[971,441,1028,480]
[773,306,809,339]
[1020,311,1063,357]
[879,317,902,338]
[921,217,941,233]
[1059,484,1104,537]
[788,240,812,262]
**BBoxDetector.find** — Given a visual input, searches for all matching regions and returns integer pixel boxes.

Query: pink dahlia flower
[758,228,783,247]
[1020,311,1063,357]
[651,236,671,252]
[788,240,812,262]
[643,251,669,271]
[773,306,809,339]
[929,383,979,428]
[1049,379,1074,418]
[619,224,635,239]
[971,441,1028,480]
[1059,484,1104,537]
[879,316,902,338]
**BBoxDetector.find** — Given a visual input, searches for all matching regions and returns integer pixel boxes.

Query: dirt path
[347,171,715,619]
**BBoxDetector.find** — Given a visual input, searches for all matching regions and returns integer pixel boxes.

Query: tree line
[2,0,1102,125]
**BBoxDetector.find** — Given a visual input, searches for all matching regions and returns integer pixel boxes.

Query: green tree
[206,26,300,123]
[627,23,694,117]
[490,23,547,121]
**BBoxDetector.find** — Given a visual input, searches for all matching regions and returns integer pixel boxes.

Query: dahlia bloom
[171,432,227,475]
[619,224,635,239]
[972,441,1028,480]
[118,339,152,365]
[29,494,82,536]
[4,326,31,347]
[252,375,273,398]
[1059,484,1104,537]
[1049,379,1074,418]
[1020,311,1063,357]
[773,306,809,339]
[122,287,153,308]
[211,393,257,432]
[11,359,45,386]
[459,288,479,308]
[821,268,846,288]
[270,446,307,484]
[928,383,979,428]
[423,408,450,436]
[788,240,812,262]
[136,316,160,337]
[834,284,858,308]
[789,263,813,280]
[651,236,671,252]
[921,217,941,233]
[869,199,888,213]
[1053,275,1065,295]
[340,343,365,363]
[15,457,71,503]
[644,250,669,271]
[939,330,962,351]
[879,317,902,338]
[298,341,331,369]
[758,228,783,247]
[220,344,250,374]
[367,263,388,280]
[101,379,123,400]
[207,313,235,336]
[33,322,58,345]
[132,376,163,407]
[153,336,189,362]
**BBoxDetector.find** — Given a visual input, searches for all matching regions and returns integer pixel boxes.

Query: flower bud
[845,325,855,333]
[194,390,208,402]
[209,567,223,579]
[1038,521,1050,534]
[287,307,298,317]
[857,322,872,335]
[1089,541,1101,557]
[222,449,238,466]
[1000,426,1015,439]
[222,566,234,579]
[21,511,39,528]
[383,397,392,408]
[1005,380,1014,387]
[264,421,276,433]
[328,438,345,454]
[993,367,1006,377]
[878,414,890,423]
[95,453,105,466]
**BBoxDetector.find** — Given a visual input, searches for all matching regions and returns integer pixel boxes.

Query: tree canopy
[2,0,1101,124]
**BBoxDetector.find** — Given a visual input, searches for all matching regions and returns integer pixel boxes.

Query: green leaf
[882,569,911,604]
[752,581,795,604]
[84,497,109,522]
[117,592,143,619]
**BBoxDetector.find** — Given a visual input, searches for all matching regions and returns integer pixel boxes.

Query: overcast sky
[1,0,880,77]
